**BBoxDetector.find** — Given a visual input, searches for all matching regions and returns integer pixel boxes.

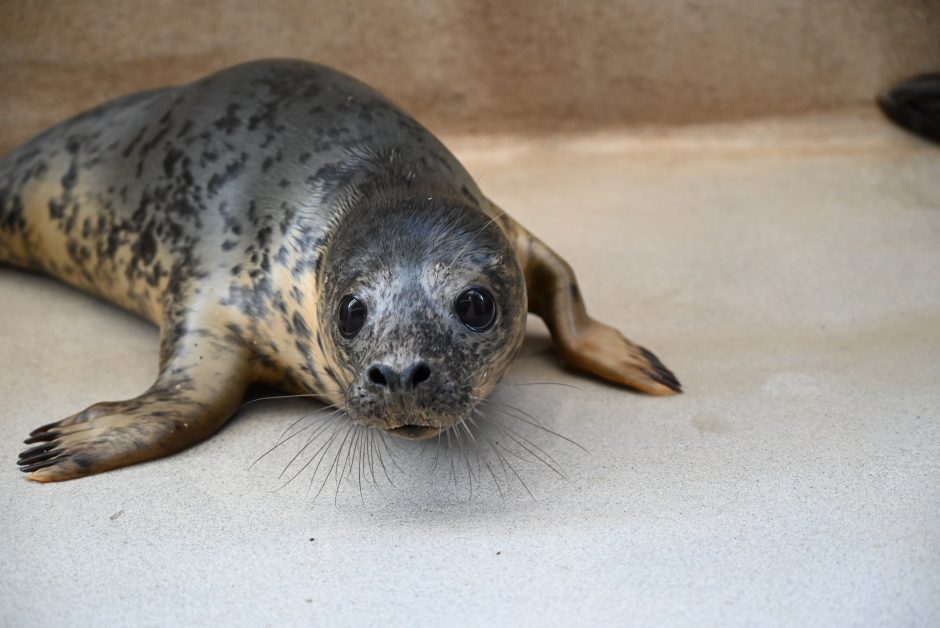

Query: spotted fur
[3,60,680,482]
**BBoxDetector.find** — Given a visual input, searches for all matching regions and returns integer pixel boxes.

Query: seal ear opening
[877,73,940,145]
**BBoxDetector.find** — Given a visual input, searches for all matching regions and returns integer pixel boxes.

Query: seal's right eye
[337,295,367,338]
[455,287,497,332]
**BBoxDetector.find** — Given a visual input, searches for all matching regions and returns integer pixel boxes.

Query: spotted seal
[1,59,681,483]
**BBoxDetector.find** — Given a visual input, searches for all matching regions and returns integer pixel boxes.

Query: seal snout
[355,360,447,438]
[366,361,432,392]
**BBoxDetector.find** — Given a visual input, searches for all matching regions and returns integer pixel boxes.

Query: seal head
[318,193,527,439]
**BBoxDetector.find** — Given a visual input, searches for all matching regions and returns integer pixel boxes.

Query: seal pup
[2,59,681,482]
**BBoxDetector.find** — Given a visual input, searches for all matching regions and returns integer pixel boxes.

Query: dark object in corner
[878,73,940,145]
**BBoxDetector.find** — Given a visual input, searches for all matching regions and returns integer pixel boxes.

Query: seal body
[2,60,680,482]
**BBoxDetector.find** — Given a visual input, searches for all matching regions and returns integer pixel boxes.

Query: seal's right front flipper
[878,73,940,145]
[486,199,681,395]
[18,324,252,482]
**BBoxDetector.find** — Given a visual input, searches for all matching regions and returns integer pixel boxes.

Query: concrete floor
[1,110,938,626]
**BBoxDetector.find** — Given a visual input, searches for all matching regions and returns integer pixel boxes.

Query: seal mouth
[386,425,442,440]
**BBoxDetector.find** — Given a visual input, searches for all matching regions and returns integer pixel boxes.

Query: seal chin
[385,425,442,440]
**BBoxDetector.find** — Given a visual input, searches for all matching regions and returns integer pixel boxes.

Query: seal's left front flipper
[18,325,252,482]
[487,199,681,395]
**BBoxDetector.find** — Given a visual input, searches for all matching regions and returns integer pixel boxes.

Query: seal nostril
[368,366,388,387]
[411,363,431,387]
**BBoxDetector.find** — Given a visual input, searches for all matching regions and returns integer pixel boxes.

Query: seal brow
[444,210,506,272]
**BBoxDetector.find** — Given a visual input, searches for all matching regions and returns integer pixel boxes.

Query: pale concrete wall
[2,0,939,153]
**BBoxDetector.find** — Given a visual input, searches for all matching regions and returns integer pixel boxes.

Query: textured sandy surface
[1,111,939,626]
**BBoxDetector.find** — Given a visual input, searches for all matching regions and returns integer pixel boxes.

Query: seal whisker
[473,438,505,497]
[336,424,361,503]
[495,438,541,469]
[331,423,359,501]
[275,411,344,480]
[477,397,588,453]
[430,430,446,474]
[339,424,358,502]
[462,454,473,500]
[452,424,473,499]
[477,409,564,470]
[301,422,344,494]
[447,425,458,488]
[248,415,310,471]
[489,420,566,479]
[275,403,343,442]
[289,420,346,491]
[339,425,356,490]
[505,381,584,392]
[277,418,343,487]
[240,393,335,410]
[369,430,381,486]
[374,430,397,487]
[364,429,375,486]
[250,406,345,471]
[474,408,552,469]
[378,429,403,475]
[353,426,366,503]
[461,437,476,501]
[360,429,370,496]
[458,418,477,444]
[353,426,367,490]
[480,425,533,500]
[474,396,546,427]
[274,412,315,444]
[419,434,435,458]
[310,423,355,502]
[469,412,509,487]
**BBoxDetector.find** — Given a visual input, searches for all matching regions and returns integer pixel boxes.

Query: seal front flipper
[18,314,252,482]
[487,200,681,395]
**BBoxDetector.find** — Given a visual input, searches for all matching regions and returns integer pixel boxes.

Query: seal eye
[455,287,497,332]
[337,295,367,339]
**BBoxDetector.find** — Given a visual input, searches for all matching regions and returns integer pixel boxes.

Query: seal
[1,59,681,483]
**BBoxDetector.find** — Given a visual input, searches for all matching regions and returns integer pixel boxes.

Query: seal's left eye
[338,295,367,338]
[455,287,497,332]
